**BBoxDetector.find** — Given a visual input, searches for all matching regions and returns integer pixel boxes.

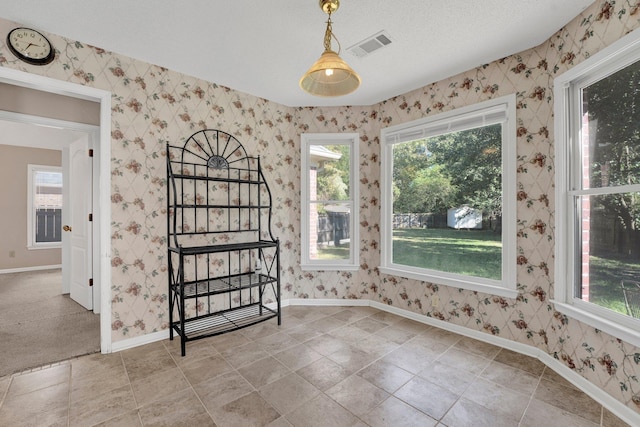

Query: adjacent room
[0,1,639,426]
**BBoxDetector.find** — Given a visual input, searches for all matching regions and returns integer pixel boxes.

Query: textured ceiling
[1,0,595,107]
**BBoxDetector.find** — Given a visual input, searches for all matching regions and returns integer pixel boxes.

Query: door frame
[0,67,112,353]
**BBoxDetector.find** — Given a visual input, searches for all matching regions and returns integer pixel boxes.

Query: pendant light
[300,0,361,97]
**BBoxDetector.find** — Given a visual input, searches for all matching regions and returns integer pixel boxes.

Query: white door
[66,135,93,310]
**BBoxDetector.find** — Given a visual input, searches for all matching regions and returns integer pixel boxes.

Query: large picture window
[554,28,640,347]
[301,133,359,270]
[380,95,517,297]
[28,164,63,249]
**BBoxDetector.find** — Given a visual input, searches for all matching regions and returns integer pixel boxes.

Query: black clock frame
[6,27,55,66]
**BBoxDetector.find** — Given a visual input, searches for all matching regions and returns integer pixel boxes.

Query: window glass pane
[310,144,350,201]
[308,202,351,261]
[576,193,640,317]
[34,170,62,243]
[582,59,640,189]
[391,124,502,280]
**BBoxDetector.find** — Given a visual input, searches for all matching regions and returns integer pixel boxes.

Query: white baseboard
[107,297,638,425]
[0,264,62,274]
[109,329,169,353]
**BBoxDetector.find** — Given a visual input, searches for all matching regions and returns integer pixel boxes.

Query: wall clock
[6,27,55,65]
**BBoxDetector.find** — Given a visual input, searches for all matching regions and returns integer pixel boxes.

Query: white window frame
[554,27,640,348]
[301,133,360,270]
[27,164,63,250]
[380,95,517,298]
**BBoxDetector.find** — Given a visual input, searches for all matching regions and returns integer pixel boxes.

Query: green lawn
[392,228,502,280]
[317,245,350,260]
[588,254,640,317]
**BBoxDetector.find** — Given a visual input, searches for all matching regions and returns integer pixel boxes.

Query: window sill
[379,265,519,299]
[301,263,359,272]
[551,300,640,349]
[28,244,62,250]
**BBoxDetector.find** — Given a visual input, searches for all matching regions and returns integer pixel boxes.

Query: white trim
[111,330,170,353]
[300,133,360,270]
[553,26,640,347]
[380,94,518,297]
[0,67,113,354]
[0,264,62,274]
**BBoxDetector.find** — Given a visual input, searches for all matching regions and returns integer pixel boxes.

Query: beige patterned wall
[1,0,639,412]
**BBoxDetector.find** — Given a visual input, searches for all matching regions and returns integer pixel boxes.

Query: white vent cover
[347,31,392,58]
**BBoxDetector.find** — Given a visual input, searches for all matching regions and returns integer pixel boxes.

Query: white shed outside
[447,206,482,229]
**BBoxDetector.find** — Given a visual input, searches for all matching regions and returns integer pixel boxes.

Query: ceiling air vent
[347,31,392,58]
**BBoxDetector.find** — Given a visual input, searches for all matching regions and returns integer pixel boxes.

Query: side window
[380,95,517,297]
[554,28,640,346]
[28,165,63,249]
[301,133,359,270]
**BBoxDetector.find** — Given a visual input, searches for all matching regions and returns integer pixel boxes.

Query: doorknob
[63,225,72,232]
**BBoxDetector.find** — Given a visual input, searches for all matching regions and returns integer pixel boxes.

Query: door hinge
[89,213,93,222]
[89,278,93,287]
[88,149,94,157]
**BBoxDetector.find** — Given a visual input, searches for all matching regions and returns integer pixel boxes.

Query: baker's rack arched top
[167,129,255,174]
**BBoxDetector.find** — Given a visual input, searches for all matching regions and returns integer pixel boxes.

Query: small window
[380,95,517,298]
[301,133,359,270]
[28,165,63,249]
[554,28,640,347]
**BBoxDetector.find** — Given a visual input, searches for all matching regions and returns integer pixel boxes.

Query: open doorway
[0,67,112,366]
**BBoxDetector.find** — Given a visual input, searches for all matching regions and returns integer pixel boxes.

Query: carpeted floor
[0,269,100,377]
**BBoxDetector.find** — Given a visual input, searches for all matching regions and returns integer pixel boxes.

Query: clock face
[7,27,54,65]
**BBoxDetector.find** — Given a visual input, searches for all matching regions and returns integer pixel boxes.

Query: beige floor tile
[285,323,324,343]
[193,370,255,411]
[453,336,502,359]
[69,384,136,427]
[180,353,234,386]
[130,366,190,407]
[207,328,252,351]
[374,324,419,344]
[93,409,142,427]
[417,360,475,395]
[285,393,359,427]
[211,390,280,427]
[70,352,124,379]
[305,334,352,356]
[296,357,353,391]
[395,376,459,420]
[352,333,400,358]
[306,315,347,333]
[479,360,540,395]
[462,377,530,422]
[240,321,282,340]
[437,347,492,375]
[220,340,270,368]
[164,337,218,364]
[267,416,294,426]
[326,375,389,417]
[7,363,70,396]
[420,327,462,346]
[138,387,215,427]
[121,342,176,382]
[357,359,414,393]
[273,343,324,371]
[0,381,69,426]
[441,397,520,427]
[368,310,406,325]
[238,356,291,388]
[259,373,320,415]
[602,407,631,427]
[493,348,546,376]
[520,398,600,427]
[381,343,439,374]
[533,378,603,423]
[362,396,438,427]
[326,343,378,372]
[330,308,371,324]
[255,331,301,354]
[352,317,389,334]
[394,318,431,335]
[328,324,370,342]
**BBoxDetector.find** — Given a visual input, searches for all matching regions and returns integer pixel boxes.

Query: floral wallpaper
[1,0,640,414]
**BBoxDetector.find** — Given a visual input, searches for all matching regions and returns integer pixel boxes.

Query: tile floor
[0,305,631,426]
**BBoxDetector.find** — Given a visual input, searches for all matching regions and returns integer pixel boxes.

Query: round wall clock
[6,27,55,65]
